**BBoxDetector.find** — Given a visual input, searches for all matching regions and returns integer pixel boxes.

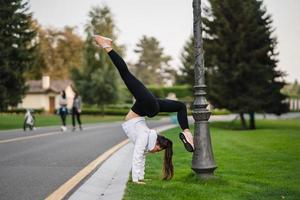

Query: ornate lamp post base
[191,111,217,178]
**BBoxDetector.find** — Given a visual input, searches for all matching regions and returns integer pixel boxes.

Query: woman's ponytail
[157,135,174,180]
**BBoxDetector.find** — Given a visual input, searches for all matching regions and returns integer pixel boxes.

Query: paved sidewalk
[68,124,177,200]
[68,142,133,200]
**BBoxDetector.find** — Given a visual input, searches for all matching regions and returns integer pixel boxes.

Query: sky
[28,0,300,83]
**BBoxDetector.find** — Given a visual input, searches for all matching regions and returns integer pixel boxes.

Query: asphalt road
[0,118,173,200]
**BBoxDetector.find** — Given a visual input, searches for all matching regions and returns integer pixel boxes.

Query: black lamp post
[191,0,217,178]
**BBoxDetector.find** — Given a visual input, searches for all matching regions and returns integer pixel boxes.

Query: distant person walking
[59,90,68,131]
[23,109,36,131]
[72,91,82,131]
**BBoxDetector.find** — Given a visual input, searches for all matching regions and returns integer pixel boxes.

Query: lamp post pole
[191,0,217,178]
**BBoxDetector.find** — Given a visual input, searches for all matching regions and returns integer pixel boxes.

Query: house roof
[26,80,74,94]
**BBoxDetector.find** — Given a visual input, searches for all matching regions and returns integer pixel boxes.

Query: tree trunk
[240,113,247,129]
[249,112,256,129]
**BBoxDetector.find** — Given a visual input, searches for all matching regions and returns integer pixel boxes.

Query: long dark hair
[156,135,174,180]
[74,90,79,99]
[61,90,66,99]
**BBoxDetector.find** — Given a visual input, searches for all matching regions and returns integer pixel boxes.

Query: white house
[18,76,75,113]
[288,98,300,111]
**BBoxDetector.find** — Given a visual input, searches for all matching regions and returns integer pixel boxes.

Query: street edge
[45,139,130,200]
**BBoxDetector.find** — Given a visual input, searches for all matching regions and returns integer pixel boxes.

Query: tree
[133,36,174,86]
[176,35,195,86]
[0,0,36,111]
[25,24,84,80]
[72,5,124,110]
[203,0,288,129]
[23,19,45,80]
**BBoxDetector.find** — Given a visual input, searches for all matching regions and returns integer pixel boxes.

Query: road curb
[67,124,177,200]
[45,139,130,200]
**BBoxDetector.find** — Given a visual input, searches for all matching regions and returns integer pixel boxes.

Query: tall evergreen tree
[72,6,124,110]
[133,36,174,86]
[203,0,288,129]
[0,0,36,111]
[176,35,195,87]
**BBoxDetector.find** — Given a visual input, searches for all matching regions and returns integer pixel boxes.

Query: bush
[2,108,45,114]
[148,87,165,98]
[79,107,129,116]
[162,85,193,99]
[211,108,231,115]
[147,85,193,99]
[103,108,129,115]
[119,87,133,104]
[106,104,132,109]
[185,108,230,116]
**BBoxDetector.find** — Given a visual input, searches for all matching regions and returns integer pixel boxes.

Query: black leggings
[60,113,67,126]
[72,107,82,127]
[108,50,189,130]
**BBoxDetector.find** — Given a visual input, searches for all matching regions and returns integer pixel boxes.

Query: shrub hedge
[2,108,45,114]
[2,86,232,116]
[120,85,193,100]
[147,85,193,99]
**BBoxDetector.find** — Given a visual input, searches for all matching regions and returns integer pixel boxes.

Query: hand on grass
[139,179,151,182]
[133,181,146,185]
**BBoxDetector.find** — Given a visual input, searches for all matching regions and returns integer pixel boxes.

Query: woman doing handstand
[94,35,194,184]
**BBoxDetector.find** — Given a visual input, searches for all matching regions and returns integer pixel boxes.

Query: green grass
[0,114,125,130]
[123,119,300,200]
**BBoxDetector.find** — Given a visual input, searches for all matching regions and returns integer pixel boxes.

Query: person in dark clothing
[72,91,82,131]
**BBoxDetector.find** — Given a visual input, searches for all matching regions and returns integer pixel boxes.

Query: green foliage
[77,106,172,116]
[147,86,165,98]
[211,108,231,115]
[146,85,193,99]
[1,108,44,114]
[25,25,84,80]
[0,0,36,111]
[176,35,195,87]
[106,104,132,110]
[124,119,300,200]
[119,85,193,104]
[80,107,129,115]
[119,87,134,104]
[202,0,288,128]
[72,5,123,107]
[133,36,174,85]
[163,85,193,99]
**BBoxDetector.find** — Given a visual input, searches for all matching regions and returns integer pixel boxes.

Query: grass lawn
[0,114,126,130]
[124,119,300,200]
